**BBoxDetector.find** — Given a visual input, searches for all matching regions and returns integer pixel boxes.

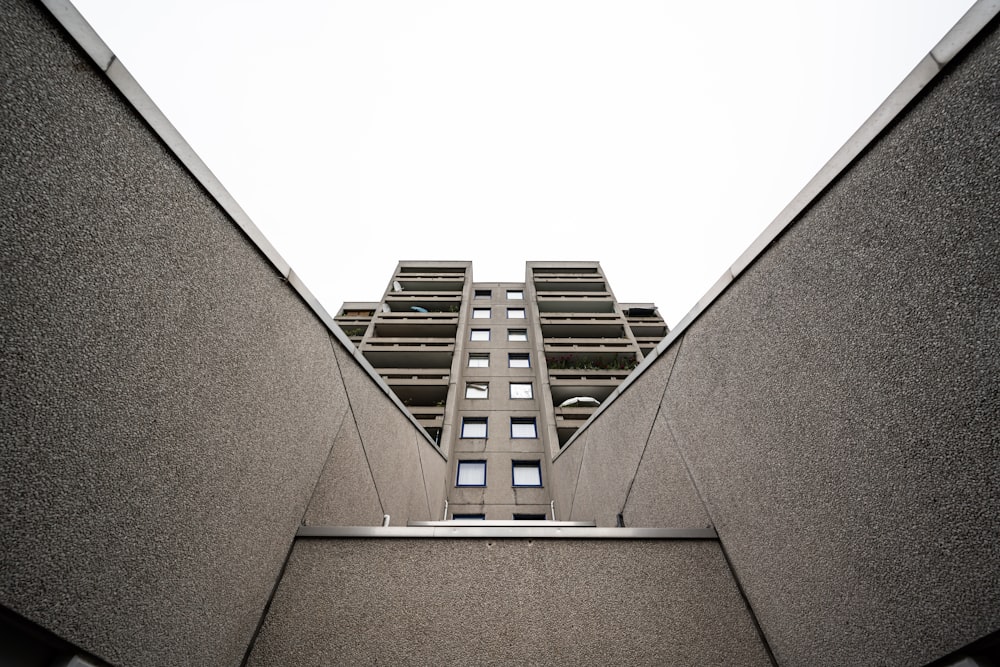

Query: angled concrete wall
[556,16,1000,667]
[246,538,771,666]
[0,1,440,665]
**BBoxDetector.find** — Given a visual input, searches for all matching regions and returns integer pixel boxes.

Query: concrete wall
[246,538,771,666]
[555,17,1000,667]
[0,1,440,665]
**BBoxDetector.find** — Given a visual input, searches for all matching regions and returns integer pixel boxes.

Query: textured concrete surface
[551,17,1000,667]
[247,538,771,666]
[567,343,679,526]
[333,343,437,522]
[303,404,384,526]
[0,0,425,664]
[549,428,589,522]
[622,407,711,528]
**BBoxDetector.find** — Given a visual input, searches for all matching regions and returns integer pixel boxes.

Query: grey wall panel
[568,344,678,526]
[303,401,384,526]
[417,430,448,521]
[550,429,589,522]
[622,404,711,528]
[246,538,771,666]
[659,25,1000,667]
[0,1,347,664]
[333,344,436,523]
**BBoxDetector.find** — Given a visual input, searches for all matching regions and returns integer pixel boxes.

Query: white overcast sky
[72,0,975,327]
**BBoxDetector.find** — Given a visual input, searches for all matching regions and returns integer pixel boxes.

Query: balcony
[383,370,449,406]
[382,296,462,313]
[361,338,455,368]
[373,312,459,338]
[544,339,639,368]
[533,279,607,292]
[539,314,624,338]
[535,297,616,314]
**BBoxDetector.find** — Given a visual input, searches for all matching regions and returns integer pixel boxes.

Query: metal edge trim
[296,525,718,539]
[39,0,113,70]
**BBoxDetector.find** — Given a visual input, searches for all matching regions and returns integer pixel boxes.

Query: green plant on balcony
[341,326,366,337]
[545,355,638,371]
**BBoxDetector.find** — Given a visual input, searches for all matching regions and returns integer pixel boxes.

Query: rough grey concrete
[333,343,437,522]
[655,24,1000,667]
[246,538,771,666]
[622,406,711,528]
[568,343,678,526]
[549,428,589,523]
[1,0,376,664]
[303,404,384,526]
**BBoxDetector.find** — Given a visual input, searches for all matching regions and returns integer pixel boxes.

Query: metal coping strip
[296,525,719,539]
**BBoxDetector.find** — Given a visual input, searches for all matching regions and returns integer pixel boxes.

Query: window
[511,418,537,438]
[508,329,528,341]
[472,308,491,319]
[474,289,491,299]
[453,513,486,520]
[508,353,530,368]
[468,353,489,368]
[456,461,486,486]
[513,513,546,520]
[461,417,488,439]
[465,383,489,399]
[507,308,526,319]
[512,461,542,486]
[507,290,523,300]
[510,383,533,399]
[470,329,490,341]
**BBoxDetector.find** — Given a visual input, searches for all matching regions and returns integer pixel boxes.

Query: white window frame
[470,329,490,341]
[507,308,526,319]
[468,353,489,368]
[472,308,491,319]
[507,290,524,300]
[508,329,528,342]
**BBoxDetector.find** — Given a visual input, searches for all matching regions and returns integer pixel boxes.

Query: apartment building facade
[335,261,668,520]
